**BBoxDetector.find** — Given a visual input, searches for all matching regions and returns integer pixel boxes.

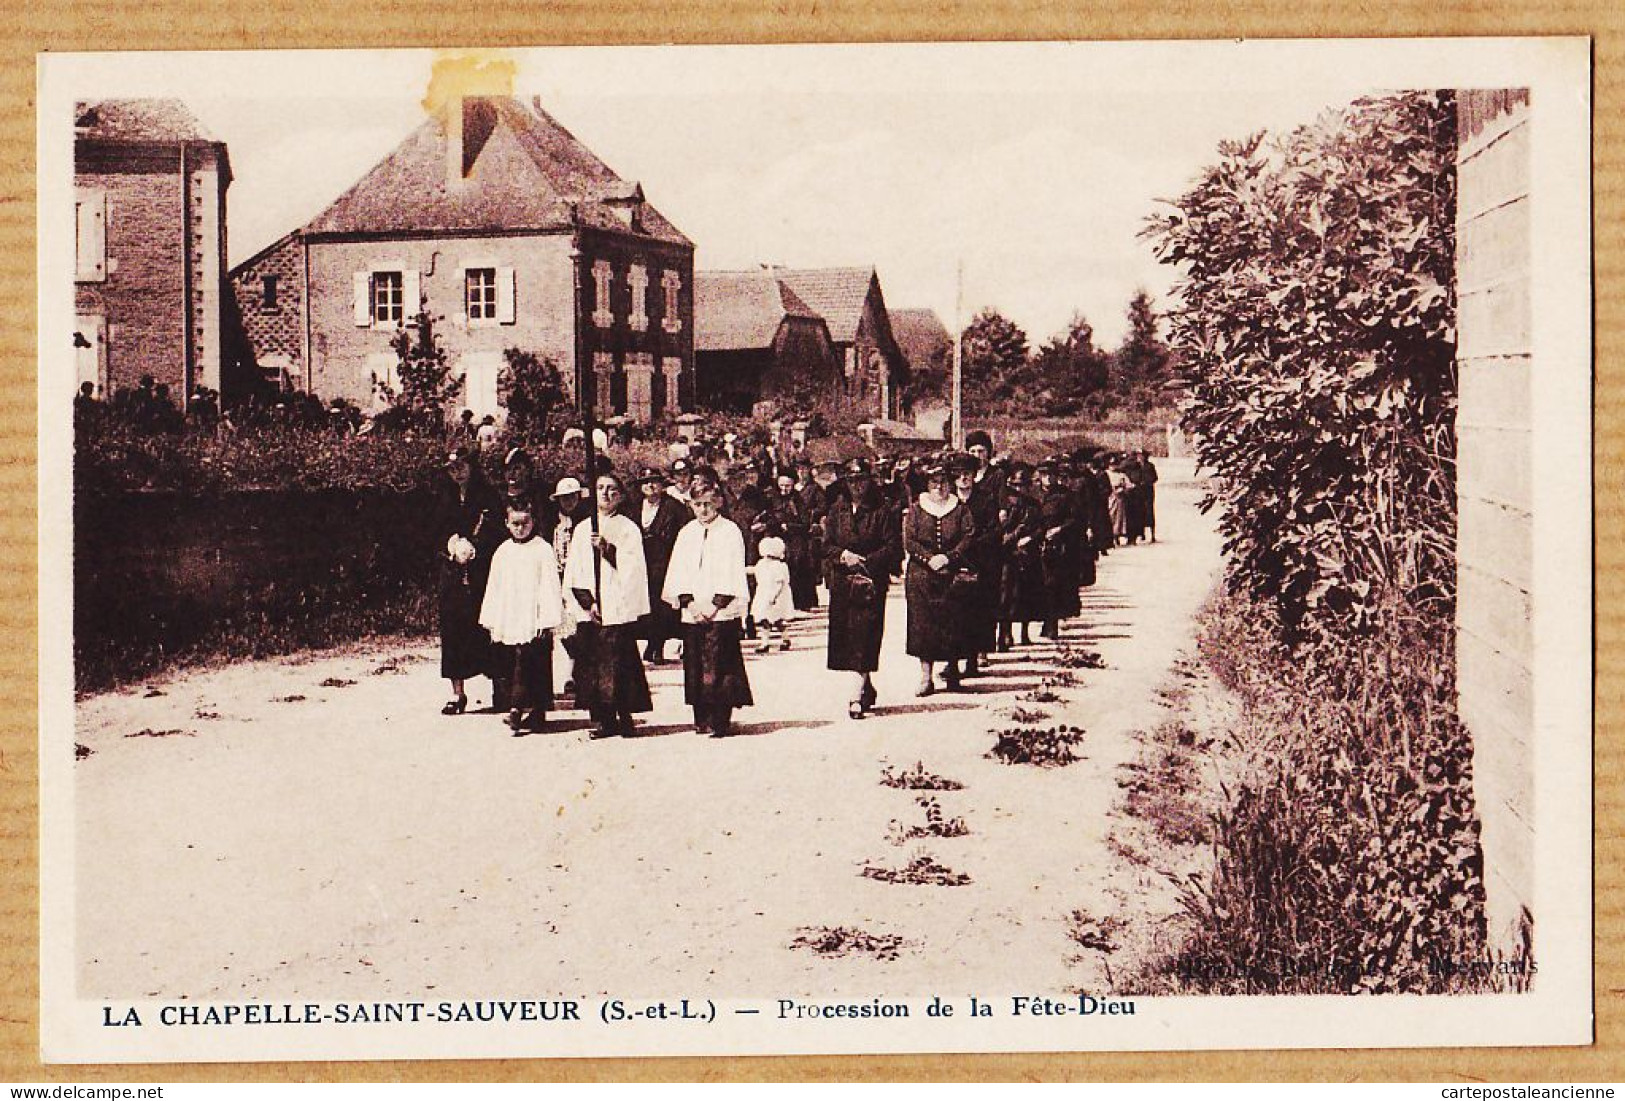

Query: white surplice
[662,516,749,624]
[478,535,564,646]
[565,511,651,627]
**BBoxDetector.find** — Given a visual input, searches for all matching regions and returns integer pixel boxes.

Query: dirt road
[73,459,1220,1002]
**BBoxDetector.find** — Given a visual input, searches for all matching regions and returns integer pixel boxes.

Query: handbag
[949,569,981,601]
[845,570,878,609]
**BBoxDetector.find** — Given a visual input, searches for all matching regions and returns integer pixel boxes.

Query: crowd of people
[433,429,1160,738]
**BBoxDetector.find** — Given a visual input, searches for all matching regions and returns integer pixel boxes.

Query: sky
[58,44,1413,347]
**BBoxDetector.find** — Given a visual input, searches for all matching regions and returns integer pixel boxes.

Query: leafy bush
[986,724,1084,767]
[789,926,908,961]
[1144,91,1458,642]
[878,761,964,791]
[886,795,970,843]
[860,852,971,887]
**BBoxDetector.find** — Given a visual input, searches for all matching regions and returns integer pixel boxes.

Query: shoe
[916,679,935,698]
[694,722,713,735]
[859,679,878,709]
[589,724,619,740]
[441,695,467,716]
[521,710,548,734]
[505,709,524,730]
[848,701,865,720]
[963,658,980,678]
[755,642,771,654]
[780,638,791,651]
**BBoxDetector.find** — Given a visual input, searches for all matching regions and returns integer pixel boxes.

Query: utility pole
[951,259,964,450]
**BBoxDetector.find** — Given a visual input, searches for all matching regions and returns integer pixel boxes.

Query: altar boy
[662,484,754,737]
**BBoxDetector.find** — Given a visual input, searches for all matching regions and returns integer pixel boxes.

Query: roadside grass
[1111,588,1504,995]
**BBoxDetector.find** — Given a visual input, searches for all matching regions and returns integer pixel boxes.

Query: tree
[1143,91,1457,641]
[1109,290,1175,414]
[497,348,569,447]
[959,307,1029,415]
[378,311,463,431]
[1028,313,1111,417]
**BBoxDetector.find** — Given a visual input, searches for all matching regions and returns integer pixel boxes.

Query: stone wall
[1455,88,1534,957]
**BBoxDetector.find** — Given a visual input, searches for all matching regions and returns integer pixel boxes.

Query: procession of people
[435,430,1159,739]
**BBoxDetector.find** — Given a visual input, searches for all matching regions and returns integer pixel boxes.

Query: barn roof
[695,271,824,352]
[303,96,689,246]
[774,267,880,345]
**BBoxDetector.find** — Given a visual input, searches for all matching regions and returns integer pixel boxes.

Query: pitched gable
[303,96,689,246]
[776,267,898,347]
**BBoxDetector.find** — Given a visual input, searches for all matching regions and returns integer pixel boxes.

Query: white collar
[917,493,959,518]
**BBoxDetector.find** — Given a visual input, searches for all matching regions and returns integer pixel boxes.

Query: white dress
[749,556,795,623]
[479,536,564,646]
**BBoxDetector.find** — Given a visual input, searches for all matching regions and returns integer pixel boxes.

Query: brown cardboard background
[2,5,1616,1084]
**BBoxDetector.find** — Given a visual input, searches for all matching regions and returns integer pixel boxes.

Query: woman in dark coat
[634,467,689,663]
[770,473,819,612]
[952,454,1003,675]
[436,445,501,715]
[996,464,1044,649]
[1035,459,1081,638]
[823,458,901,719]
[904,461,976,695]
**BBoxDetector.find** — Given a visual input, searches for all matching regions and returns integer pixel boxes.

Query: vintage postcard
[37,39,1592,1063]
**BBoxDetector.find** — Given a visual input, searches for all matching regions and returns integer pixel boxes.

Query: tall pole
[951,258,964,450]
[570,227,603,614]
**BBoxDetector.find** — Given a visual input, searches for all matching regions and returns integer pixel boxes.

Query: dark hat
[670,458,691,475]
[920,459,949,481]
[947,451,979,474]
[844,457,873,478]
[965,430,993,451]
[503,446,531,469]
[446,445,475,468]
[636,466,667,485]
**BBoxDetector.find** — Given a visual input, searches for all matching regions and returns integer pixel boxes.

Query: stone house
[773,267,907,421]
[73,100,232,404]
[228,95,695,423]
[693,271,838,414]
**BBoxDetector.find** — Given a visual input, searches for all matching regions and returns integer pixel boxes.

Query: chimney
[445,95,464,189]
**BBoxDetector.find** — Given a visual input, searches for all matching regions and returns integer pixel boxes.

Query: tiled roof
[304,97,689,246]
[888,308,953,371]
[75,99,215,142]
[695,271,823,352]
[774,267,878,345]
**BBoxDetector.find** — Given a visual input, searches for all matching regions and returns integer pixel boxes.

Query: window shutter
[402,268,421,323]
[75,191,106,282]
[497,267,516,324]
[353,273,371,326]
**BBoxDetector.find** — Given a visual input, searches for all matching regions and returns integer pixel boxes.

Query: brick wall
[307,233,578,413]
[578,229,695,421]
[229,233,306,388]
[1455,89,1533,957]
[75,168,188,396]
[74,143,228,403]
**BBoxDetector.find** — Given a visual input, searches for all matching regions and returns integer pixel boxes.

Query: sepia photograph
[36,39,1593,1063]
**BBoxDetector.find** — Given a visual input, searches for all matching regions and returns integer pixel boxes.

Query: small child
[748,534,794,653]
[662,485,754,737]
[478,504,563,735]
